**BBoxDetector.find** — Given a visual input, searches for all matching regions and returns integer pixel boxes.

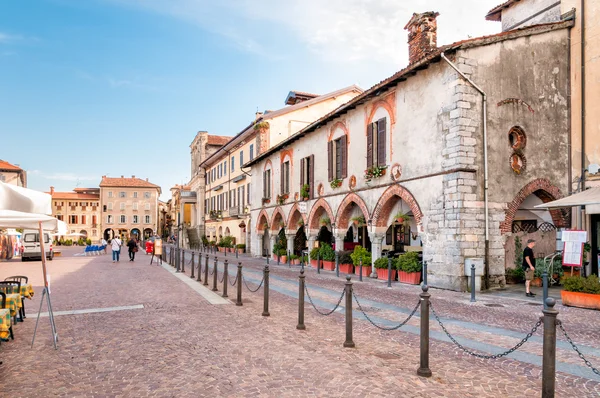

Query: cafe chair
[0,292,14,341]
[4,276,28,319]
[0,281,23,323]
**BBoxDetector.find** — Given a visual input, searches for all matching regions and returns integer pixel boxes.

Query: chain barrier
[218,272,225,283]
[353,292,420,331]
[229,274,238,286]
[304,285,345,316]
[209,267,215,276]
[430,302,542,359]
[557,320,600,376]
[243,275,264,293]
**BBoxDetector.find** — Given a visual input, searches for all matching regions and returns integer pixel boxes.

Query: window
[70,215,78,224]
[250,144,254,160]
[367,117,387,168]
[133,192,138,198]
[108,192,113,198]
[133,202,138,210]
[224,161,227,176]
[230,189,235,208]
[281,161,290,194]
[108,202,113,210]
[81,215,86,225]
[92,215,97,225]
[133,215,139,224]
[145,215,151,224]
[120,203,125,210]
[57,215,64,221]
[262,169,271,199]
[212,169,216,181]
[300,155,314,199]
[119,191,126,198]
[204,199,208,214]
[145,203,151,210]
[231,156,235,172]
[328,136,347,181]
[218,164,222,178]
[107,215,113,224]
[120,215,126,224]
[240,151,244,167]
[144,192,151,199]
[247,183,251,204]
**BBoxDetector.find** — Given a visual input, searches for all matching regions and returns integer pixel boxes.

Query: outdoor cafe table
[17,284,34,299]
[0,308,11,340]
[4,293,22,319]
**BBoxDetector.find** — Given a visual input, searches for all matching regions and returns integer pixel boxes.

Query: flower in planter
[393,211,411,226]
[300,184,310,200]
[350,215,366,227]
[262,198,271,205]
[276,193,289,205]
[330,178,342,189]
[320,215,330,226]
[364,165,387,182]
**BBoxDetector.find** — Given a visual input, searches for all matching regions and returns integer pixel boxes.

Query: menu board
[154,239,162,255]
[561,230,588,267]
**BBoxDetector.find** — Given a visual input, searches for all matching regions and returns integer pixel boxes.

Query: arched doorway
[256,210,270,257]
[79,230,88,238]
[288,205,307,256]
[103,228,114,241]
[143,228,153,239]
[335,193,371,252]
[131,228,141,239]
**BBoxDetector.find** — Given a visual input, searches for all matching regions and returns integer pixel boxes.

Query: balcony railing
[209,210,222,220]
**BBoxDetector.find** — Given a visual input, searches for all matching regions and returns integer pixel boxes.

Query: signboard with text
[561,230,587,267]
[154,238,162,256]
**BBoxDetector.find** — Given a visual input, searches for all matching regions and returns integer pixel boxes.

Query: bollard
[317,252,320,274]
[196,253,202,282]
[335,251,339,277]
[222,260,229,298]
[387,257,392,288]
[287,250,291,268]
[236,263,243,306]
[277,252,280,265]
[417,284,432,377]
[343,276,355,348]
[543,271,549,310]
[266,253,270,265]
[542,298,558,397]
[181,249,185,273]
[262,265,270,317]
[203,254,209,286]
[212,257,218,291]
[359,258,363,282]
[297,269,306,330]
[176,248,181,272]
[236,249,238,259]
[190,252,195,279]
[470,264,476,303]
[225,246,227,257]
[423,261,428,285]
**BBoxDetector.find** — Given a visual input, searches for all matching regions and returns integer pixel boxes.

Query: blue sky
[0,0,500,200]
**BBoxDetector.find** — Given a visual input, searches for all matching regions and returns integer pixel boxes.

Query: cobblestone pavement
[0,246,597,397]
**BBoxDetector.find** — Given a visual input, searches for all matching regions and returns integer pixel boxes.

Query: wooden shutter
[377,118,386,167]
[284,162,289,194]
[263,171,266,199]
[300,158,305,189]
[280,163,284,195]
[367,123,373,168]
[328,141,333,181]
[309,155,315,200]
[341,135,348,178]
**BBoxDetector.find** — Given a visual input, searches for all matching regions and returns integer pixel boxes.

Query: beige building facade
[49,187,101,241]
[99,176,162,241]
[0,159,27,187]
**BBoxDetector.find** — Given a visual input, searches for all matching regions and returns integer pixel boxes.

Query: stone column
[334,229,345,252]
[286,232,295,255]
[255,233,263,257]
[370,233,385,278]
[307,235,316,252]
[269,234,277,256]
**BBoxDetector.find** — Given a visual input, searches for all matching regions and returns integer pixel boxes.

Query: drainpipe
[580,0,586,193]
[441,52,490,289]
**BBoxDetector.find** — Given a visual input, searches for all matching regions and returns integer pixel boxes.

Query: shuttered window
[247,183,251,204]
[300,156,314,199]
[263,170,271,199]
[328,137,348,181]
[281,161,290,194]
[367,118,387,168]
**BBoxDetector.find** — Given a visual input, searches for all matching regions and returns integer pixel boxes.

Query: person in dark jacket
[127,237,138,262]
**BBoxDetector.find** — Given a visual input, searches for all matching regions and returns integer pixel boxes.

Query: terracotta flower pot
[354,265,372,277]
[292,259,300,265]
[310,259,320,268]
[376,268,397,281]
[398,270,421,284]
[561,290,600,310]
[339,263,353,274]
[322,260,335,271]
[280,255,287,263]
[530,277,543,287]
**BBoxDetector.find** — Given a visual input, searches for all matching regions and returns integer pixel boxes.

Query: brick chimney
[50,186,54,194]
[404,11,439,64]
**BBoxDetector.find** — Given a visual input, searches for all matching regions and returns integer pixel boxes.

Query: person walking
[522,238,536,297]
[127,237,138,262]
[111,235,122,263]
[101,237,108,254]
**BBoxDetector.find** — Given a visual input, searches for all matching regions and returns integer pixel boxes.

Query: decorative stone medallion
[349,175,357,190]
[390,163,402,181]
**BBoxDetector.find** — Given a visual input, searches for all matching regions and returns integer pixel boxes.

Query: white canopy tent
[534,187,600,214]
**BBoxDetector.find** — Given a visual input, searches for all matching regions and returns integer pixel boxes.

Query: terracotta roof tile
[207,135,232,146]
[99,176,161,189]
[48,192,100,200]
[486,0,519,21]
[0,160,22,171]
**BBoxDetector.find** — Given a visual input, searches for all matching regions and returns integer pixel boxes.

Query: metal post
[417,285,432,377]
[387,257,392,288]
[176,248,181,272]
[190,252,195,279]
[335,251,339,277]
[225,246,227,257]
[297,269,306,330]
[317,251,320,274]
[266,252,270,265]
[212,257,218,291]
[236,263,243,306]
[181,249,185,273]
[196,253,202,282]
[262,266,270,317]
[287,250,291,268]
[343,276,355,348]
[203,254,209,286]
[470,264,476,302]
[543,271,549,310]
[359,258,363,282]
[222,260,228,298]
[542,298,558,397]
[423,261,428,285]
[277,251,280,265]
[236,249,238,259]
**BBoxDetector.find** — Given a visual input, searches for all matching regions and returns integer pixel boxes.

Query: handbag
[133,246,139,253]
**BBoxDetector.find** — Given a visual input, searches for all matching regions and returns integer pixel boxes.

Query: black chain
[304,285,345,316]
[557,320,600,376]
[243,275,264,292]
[209,266,215,276]
[430,302,542,359]
[353,292,420,331]
[218,272,225,283]
[229,274,238,286]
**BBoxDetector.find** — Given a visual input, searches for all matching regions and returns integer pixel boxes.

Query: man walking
[523,239,536,297]
[111,235,122,263]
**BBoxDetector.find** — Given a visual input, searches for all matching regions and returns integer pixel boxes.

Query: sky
[0,0,502,201]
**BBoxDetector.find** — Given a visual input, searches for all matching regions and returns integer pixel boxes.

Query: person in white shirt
[111,235,122,263]
[101,238,108,254]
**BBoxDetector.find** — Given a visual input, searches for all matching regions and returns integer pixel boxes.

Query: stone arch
[366,94,396,127]
[335,192,370,230]
[256,209,270,233]
[372,184,423,228]
[287,203,307,229]
[327,120,350,144]
[307,198,335,230]
[500,178,566,233]
[270,207,287,231]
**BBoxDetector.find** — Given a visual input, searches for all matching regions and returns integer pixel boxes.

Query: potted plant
[393,211,411,226]
[531,259,547,287]
[337,251,354,274]
[505,267,525,284]
[236,243,246,254]
[310,247,321,268]
[262,197,271,205]
[319,243,336,271]
[561,275,600,310]
[297,218,304,228]
[278,248,288,263]
[320,216,330,227]
[262,222,269,231]
[290,254,300,265]
[374,256,397,281]
[396,252,422,284]
[253,121,270,131]
[350,215,366,227]
[350,245,372,277]
[364,165,387,182]
[300,184,310,200]
[276,193,289,205]
[330,178,342,189]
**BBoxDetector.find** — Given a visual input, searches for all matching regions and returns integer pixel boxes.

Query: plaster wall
[501,0,562,31]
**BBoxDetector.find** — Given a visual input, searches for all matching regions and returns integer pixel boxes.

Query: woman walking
[111,235,122,263]
[127,236,138,262]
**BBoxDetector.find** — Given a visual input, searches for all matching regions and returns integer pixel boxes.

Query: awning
[535,187,600,214]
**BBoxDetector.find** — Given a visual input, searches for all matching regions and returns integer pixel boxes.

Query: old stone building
[48,187,101,241]
[245,11,573,291]
[0,159,26,187]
